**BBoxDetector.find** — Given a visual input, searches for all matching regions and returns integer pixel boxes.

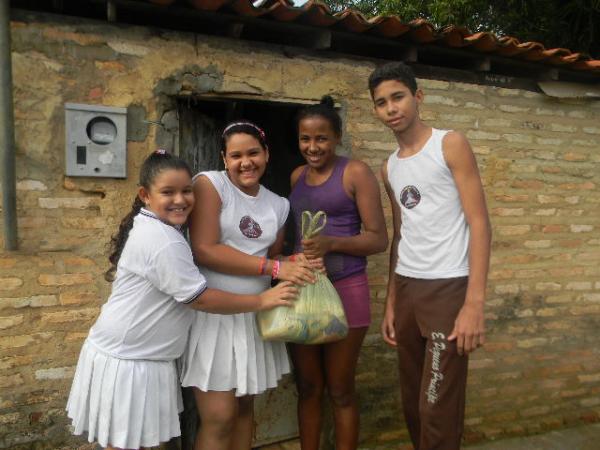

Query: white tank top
[387,128,469,279]
[193,171,290,294]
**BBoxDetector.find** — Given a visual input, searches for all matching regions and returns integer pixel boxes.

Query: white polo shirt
[89,209,207,360]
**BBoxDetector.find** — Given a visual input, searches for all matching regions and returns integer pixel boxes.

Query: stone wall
[1,11,599,449]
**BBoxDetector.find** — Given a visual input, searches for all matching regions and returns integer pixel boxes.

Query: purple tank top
[289,156,367,281]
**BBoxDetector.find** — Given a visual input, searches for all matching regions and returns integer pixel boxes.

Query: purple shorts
[332,272,371,328]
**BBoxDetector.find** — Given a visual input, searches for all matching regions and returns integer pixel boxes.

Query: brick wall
[1,12,599,449]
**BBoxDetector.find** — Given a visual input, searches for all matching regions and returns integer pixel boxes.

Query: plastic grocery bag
[257,211,349,344]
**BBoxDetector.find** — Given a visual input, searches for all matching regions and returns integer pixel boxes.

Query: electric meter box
[65,103,127,178]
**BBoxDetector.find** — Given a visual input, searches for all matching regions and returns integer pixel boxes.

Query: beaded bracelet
[271,259,280,280]
[258,256,267,275]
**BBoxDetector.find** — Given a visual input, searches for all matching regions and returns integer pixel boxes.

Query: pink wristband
[271,259,280,280]
[259,256,267,275]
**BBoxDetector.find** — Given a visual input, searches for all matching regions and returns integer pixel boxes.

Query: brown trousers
[394,275,469,450]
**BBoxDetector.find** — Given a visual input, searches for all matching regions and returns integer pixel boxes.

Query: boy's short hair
[368,62,418,97]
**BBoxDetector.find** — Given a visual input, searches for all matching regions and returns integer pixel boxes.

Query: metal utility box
[65,103,127,178]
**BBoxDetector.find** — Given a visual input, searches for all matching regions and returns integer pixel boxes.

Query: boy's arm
[443,131,492,355]
[381,160,402,347]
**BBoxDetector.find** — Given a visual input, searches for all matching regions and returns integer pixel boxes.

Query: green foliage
[323,0,600,57]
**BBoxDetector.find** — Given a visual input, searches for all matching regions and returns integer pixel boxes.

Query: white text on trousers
[426,331,446,404]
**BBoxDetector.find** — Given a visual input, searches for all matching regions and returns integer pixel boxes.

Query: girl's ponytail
[105,196,144,281]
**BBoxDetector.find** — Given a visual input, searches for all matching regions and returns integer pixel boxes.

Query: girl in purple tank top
[288,96,388,450]
[290,156,366,282]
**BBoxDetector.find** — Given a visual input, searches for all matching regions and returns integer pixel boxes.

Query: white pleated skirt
[66,340,183,449]
[179,311,290,397]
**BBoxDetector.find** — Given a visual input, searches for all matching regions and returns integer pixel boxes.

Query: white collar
[139,208,183,232]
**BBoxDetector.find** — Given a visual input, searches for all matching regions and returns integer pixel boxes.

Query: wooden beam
[107,0,117,22]
[331,30,417,62]
[401,45,418,63]
[470,56,491,72]
[227,22,244,39]
[312,29,332,50]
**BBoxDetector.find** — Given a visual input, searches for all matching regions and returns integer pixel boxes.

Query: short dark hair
[368,62,418,97]
[296,95,342,137]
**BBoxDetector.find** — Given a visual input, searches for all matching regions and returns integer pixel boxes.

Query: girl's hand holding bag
[257,211,349,344]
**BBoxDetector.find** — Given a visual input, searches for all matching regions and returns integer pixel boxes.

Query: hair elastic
[222,122,266,141]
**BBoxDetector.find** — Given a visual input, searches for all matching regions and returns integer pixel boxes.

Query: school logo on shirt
[400,185,421,209]
[239,215,263,238]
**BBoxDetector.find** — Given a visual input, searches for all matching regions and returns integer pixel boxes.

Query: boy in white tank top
[369,62,492,449]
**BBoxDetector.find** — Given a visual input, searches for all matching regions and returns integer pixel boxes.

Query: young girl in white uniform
[179,122,317,450]
[66,151,297,450]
